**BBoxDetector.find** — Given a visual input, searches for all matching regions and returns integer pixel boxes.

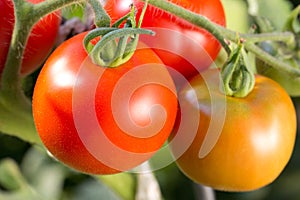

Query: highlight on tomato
[32,32,178,174]
[104,0,226,87]
[170,69,297,191]
[0,0,61,77]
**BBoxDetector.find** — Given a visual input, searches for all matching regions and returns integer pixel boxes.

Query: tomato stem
[0,0,82,144]
[143,0,232,54]
[87,0,111,27]
[219,25,295,44]
[2,0,84,91]
[246,42,300,77]
[32,0,83,18]
[2,0,31,90]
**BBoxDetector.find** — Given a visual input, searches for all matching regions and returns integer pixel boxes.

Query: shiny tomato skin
[104,0,226,84]
[171,69,297,191]
[0,0,61,76]
[32,32,178,174]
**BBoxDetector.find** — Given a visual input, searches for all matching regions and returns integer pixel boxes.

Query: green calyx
[84,27,154,68]
[84,1,154,68]
[221,42,256,98]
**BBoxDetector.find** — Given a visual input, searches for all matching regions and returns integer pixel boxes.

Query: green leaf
[0,88,41,145]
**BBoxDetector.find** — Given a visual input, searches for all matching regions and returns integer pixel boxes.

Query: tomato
[0,0,61,77]
[170,69,296,191]
[32,32,178,174]
[104,0,226,87]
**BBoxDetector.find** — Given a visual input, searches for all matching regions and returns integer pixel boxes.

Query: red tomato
[0,0,61,77]
[105,0,226,87]
[32,32,178,174]
[170,69,297,191]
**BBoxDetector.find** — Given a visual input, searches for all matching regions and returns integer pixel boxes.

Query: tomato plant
[170,69,297,191]
[104,0,226,86]
[32,32,178,174]
[0,0,61,77]
[0,0,299,199]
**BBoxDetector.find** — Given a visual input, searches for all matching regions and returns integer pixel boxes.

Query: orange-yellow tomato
[170,69,297,191]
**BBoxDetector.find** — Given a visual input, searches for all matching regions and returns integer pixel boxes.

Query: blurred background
[0,0,300,199]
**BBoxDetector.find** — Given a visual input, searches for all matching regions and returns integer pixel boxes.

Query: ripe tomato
[0,0,61,77]
[170,69,296,191]
[104,0,226,87]
[32,32,178,174]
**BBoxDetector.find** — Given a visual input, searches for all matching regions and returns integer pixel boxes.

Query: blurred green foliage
[1,0,300,200]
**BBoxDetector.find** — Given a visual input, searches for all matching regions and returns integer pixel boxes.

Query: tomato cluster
[22,0,297,193]
[32,0,226,175]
